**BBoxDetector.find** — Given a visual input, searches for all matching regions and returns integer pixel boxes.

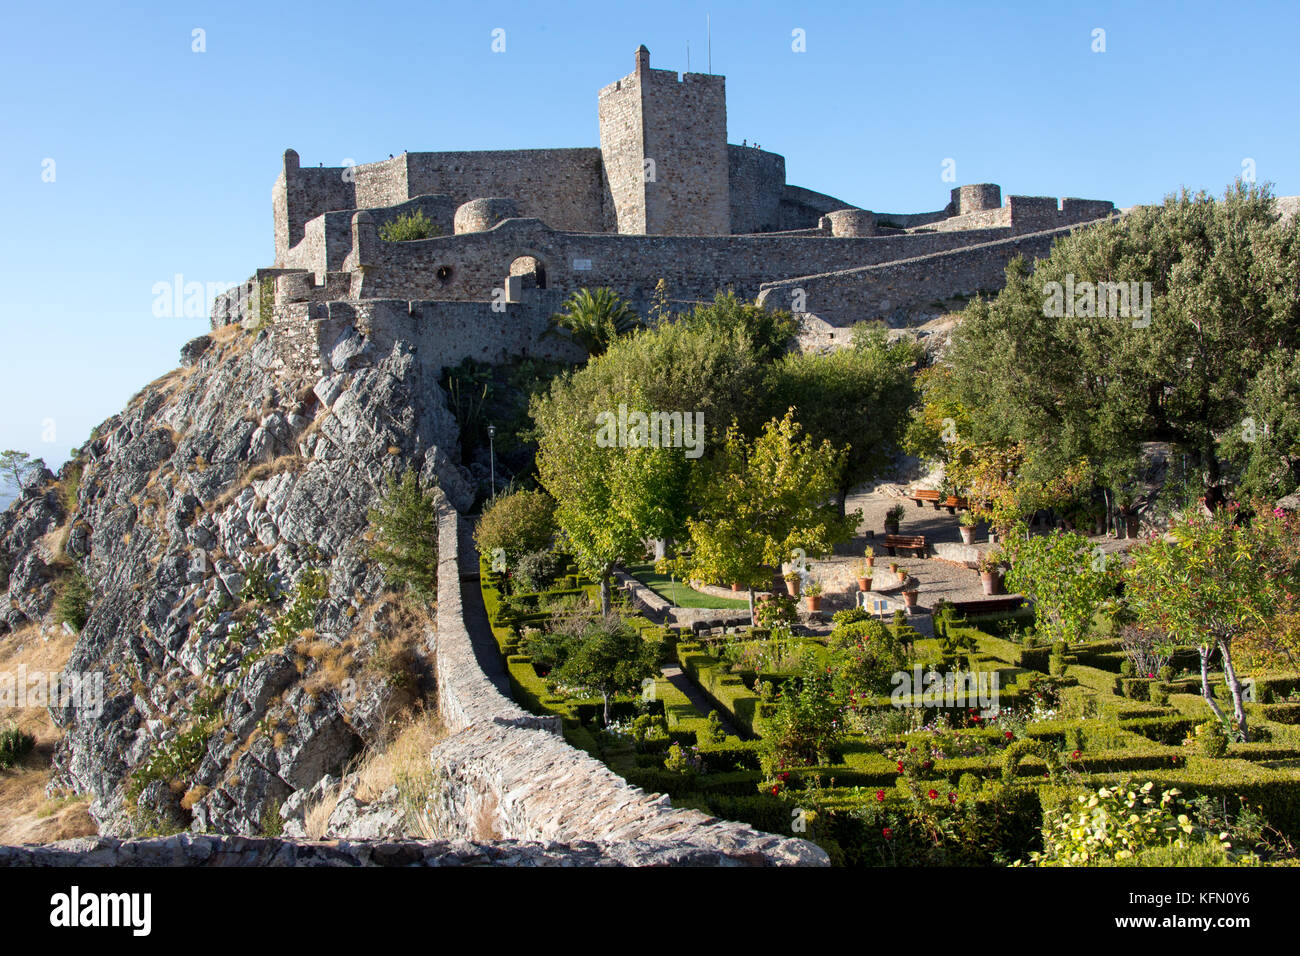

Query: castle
[212,46,1116,369]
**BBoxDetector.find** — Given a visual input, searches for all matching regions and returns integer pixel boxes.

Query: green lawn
[627,564,751,609]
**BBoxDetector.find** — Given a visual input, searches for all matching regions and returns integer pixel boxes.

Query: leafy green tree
[678,410,860,623]
[1219,351,1300,501]
[549,615,659,725]
[530,316,769,609]
[547,287,641,357]
[474,488,556,564]
[368,468,439,601]
[1124,506,1298,740]
[765,323,921,512]
[936,182,1300,514]
[1003,530,1119,646]
[678,291,799,364]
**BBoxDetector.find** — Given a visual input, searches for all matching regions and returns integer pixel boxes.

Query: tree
[547,287,641,357]
[530,315,767,611]
[678,410,860,624]
[1124,506,1298,740]
[764,323,921,513]
[474,488,556,564]
[0,450,35,498]
[935,182,1300,517]
[1003,530,1119,646]
[678,290,798,364]
[368,468,439,601]
[549,615,659,725]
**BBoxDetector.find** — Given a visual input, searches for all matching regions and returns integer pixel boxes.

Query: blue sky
[1,0,1296,476]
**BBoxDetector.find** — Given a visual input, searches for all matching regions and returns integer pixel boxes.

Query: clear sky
[1,0,1296,476]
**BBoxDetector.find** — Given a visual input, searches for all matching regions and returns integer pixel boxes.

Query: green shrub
[1022,780,1233,866]
[368,468,439,600]
[53,565,93,631]
[0,726,36,768]
[1194,720,1229,758]
[474,489,556,565]
[513,548,565,591]
[378,208,441,241]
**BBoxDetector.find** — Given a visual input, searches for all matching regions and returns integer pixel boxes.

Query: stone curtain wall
[427,508,828,864]
[273,150,355,266]
[346,214,1016,304]
[757,224,1079,324]
[728,145,787,234]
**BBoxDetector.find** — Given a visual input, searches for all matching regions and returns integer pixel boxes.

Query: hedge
[676,642,763,737]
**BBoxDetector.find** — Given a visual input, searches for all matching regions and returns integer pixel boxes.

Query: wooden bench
[907,488,969,514]
[883,534,927,557]
[951,595,1024,616]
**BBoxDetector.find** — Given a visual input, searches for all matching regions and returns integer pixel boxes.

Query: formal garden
[462,185,1300,866]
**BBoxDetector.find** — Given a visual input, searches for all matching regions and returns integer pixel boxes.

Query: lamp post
[487,424,496,499]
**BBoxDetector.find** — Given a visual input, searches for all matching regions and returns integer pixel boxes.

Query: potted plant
[784,571,801,597]
[889,559,900,575]
[805,579,823,612]
[730,581,742,591]
[958,511,977,545]
[884,503,905,535]
[863,545,875,569]
[979,550,1006,596]
[854,559,873,592]
[901,575,918,608]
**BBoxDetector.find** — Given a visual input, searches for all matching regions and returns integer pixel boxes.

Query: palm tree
[547,287,641,357]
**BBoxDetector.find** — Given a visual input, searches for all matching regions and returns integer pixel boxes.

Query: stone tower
[598,45,731,236]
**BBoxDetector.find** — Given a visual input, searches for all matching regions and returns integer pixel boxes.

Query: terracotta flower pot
[981,572,1004,596]
[730,582,742,591]
[806,595,822,612]
[785,578,800,597]
[902,589,918,608]
[865,557,875,569]
[857,576,873,592]
[959,526,975,545]
[884,522,899,536]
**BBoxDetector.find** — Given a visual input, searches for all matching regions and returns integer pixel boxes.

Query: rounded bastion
[825,208,878,237]
[454,197,521,235]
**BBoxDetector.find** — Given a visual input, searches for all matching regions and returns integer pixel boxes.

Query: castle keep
[215,46,1116,370]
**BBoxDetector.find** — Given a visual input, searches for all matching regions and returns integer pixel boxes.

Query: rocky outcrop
[0,321,473,837]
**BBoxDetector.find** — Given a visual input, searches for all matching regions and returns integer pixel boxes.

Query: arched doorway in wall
[508,255,547,291]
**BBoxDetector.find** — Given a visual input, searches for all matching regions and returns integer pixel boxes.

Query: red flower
[921,760,933,771]
[971,714,981,722]
[927,789,938,800]
[897,761,904,773]
[1004,731,1013,740]
[1071,750,1081,760]
[947,792,957,804]
[882,827,893,840]
[876,790,886,802]
[771,785,779,795]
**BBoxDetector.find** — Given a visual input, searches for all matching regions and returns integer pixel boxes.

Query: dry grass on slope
[0,624,97,844]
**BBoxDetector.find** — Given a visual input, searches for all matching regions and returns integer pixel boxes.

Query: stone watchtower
[597,45,731,236]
